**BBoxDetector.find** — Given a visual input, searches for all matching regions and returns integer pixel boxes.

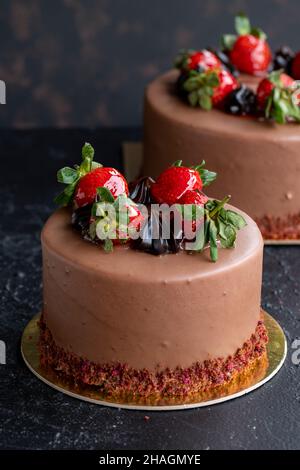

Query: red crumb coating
[39,318,268,405]
[256,213,300,240]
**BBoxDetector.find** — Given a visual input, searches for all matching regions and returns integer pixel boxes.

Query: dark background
[1,0,300,128]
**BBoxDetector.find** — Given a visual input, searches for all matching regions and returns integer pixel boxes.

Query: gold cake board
[122,142,300,246]
[21,311,286,411]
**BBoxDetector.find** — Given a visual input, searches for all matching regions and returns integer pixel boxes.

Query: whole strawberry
[74,167,128,208]
[151,161,216,205]
[256,71,300,123]
[291,51,300,80]
[175,49,221,72]
[183,68,238,109]
[55,143,128,207]
[223,14,272,75]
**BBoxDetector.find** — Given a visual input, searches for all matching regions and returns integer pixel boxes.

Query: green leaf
[225,210,247,229]
[188,91,199,107]
[89,221,97,240]
[199,94,212,110]
[82,142,95,162]
[54,182,77,207]
[235,13,251,35]
[57,167,78,184]
[206,72,219,87]
[220,224,236,248]
[193,219,209,251]
[199,168,217,187]
[209,220,218,262]
[91,161,103,170]
[172,160,183,167]
[251,27,266,41]
[103,238,114,253]
[97,187,115,203]
[221,34,237,51]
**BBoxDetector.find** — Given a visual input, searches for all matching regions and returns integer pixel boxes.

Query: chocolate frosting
[143,70,300,219]
[42,207,263,370]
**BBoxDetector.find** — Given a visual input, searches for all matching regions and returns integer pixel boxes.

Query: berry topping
[182,68,238,109]
[272,46,294,75]
[151,160,216,205]
[222,14,272,75]
[291,51,300,80]
[223,85,256,116]
[178,190,208,206]
[74,167,128,208]
[54,143,128,208]
[175,49,221,72]
[256,71,300,123]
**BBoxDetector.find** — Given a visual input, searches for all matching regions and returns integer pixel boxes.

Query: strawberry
[151,160,216,205]
[212,69,238,106]
[175,49,221,72]
[178,190,208,237]
[256,71,300,123]
[178,190,208,206]
[74,167,128,208]
[55,142,128,208]
[222,14,272,75]
[183,68,238,109]
[291,51,300,79]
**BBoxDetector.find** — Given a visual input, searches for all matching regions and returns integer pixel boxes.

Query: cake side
[143,70,300,236]
[41,206,263,370]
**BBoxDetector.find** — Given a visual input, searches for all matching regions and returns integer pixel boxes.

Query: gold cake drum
[21,311,286,411]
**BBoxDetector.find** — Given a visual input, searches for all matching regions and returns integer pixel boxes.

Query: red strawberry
[74,167,128,208]
[291,51,300,79]
[223,14,271,75]
[230,35,271,75]
[178,190,208,206]
[178,190,208,236]
[256,72,295,109]
[151,166,203,205]
[188,50,221,71]
[256,71,300,123]
[175,49,221,72]
[183,68,238,109]
[212,69,238,106]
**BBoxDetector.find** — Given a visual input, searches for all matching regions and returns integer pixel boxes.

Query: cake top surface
[42,206,262,282]
[146,70,300,140]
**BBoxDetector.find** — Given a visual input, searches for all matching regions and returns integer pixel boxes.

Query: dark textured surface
[0,129,300,450]
[1,0,300,127]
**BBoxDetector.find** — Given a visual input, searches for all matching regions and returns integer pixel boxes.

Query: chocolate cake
[39,143,268,406]
[143,15,300,240]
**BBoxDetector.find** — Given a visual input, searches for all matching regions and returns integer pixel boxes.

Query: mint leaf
[225,210,247,229]
[209,220,218,262]
[199,94,212,110]
[57,167,78,184]
[235,13,251,35]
